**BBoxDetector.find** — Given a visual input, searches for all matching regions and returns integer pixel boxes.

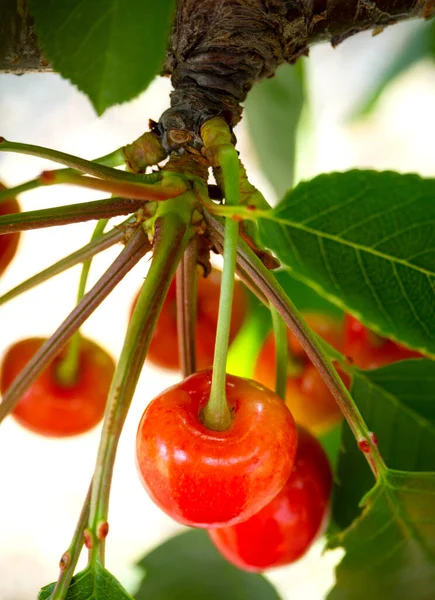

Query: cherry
[0,337,115,437]
[254,313,348,434]
[135,369,297,528]
[208,426,332,572]
[0,183,20,276]
[344,314,421,369]
[132,268,247,371]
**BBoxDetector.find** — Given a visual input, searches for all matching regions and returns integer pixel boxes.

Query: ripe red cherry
[344,314,421,369]
[254,313,348,434]
[0,337,115,437]
[208,427,332,572]
[0,183,20,276]
[135,369,297,528]
[132,268,247,371]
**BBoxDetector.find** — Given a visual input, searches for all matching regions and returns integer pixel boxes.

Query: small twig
[0,227,124,306]
[0,197,144,234]
[0,138,152,183]
[40,171,187,202]
[0,146,126,205]
[0,227,149,424]
[176,237,198,377]
[271,306,288,401]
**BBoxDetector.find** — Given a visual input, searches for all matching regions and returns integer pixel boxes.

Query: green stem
[49,484,92,600]
[0,197,144,234]
[40,171,187,202]
[206,212,387,478]
[176,237,198,377]
[0,147,126,205]
[0,227,125,306]
[271,306,288,401]
[0,228,149,424]
[0,138,149,183]
[87,196,195,566]
[202,144,240,431]
[56,220,108,386]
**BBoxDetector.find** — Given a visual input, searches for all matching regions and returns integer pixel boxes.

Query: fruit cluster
[0,224,421,572]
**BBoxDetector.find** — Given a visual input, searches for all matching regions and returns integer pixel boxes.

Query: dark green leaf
[328,470,435,600]
[333,359,435,530]
[244,62,305,198]
[354,20,435,118]
[29,0,175,115]
[259,170,435,356]
[38,564,133,599]
[135,529,281,600]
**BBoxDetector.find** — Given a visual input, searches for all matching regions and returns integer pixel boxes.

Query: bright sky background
[0,19,434,600]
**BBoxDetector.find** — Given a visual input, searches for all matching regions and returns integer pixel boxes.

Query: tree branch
[2,1,433,76]
[0,0,48,73]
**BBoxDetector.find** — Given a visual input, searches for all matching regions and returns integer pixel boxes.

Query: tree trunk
[0,0,49,72]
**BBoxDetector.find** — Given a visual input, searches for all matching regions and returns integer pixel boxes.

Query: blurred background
[0,17,435,600]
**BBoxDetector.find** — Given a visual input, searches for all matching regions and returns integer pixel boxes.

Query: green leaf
[135,529,281,600]
[244,62,305,198]
[328,470,435,600]
[333,359,435,530]
[259,170,435,356]
[29,0,175,115]
[354,20,435,117]
[38,564,133,599]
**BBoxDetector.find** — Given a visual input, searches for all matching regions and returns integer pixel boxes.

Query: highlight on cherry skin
[0,337,115,437]
[208,426,332,572]
[0,183,20,277]
[131,267,248,371]
[254,312,349,435]
[344,313,422,369]
[135,369,297,528]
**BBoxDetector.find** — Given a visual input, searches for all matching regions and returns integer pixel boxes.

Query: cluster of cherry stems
[0,118,419,594]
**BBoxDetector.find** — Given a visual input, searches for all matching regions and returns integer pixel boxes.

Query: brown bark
[0,0,48,72]
[1,0,433,147]
[158,0,434,151]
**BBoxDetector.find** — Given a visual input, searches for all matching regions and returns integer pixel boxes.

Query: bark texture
[159,0,434,150]
[1,0,433,147]
[0,0,48,72]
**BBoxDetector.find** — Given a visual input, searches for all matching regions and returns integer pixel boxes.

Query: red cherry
[0,337,115,437]
[131,268,247,371]
[135,369,297,528]
[254,313,347,434]
[0,183,20,276]
[208,427,332,572]
[344,314,421,369]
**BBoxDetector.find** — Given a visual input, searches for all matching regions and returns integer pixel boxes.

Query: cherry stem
[270,306,288,401]
[87,196,194,566]
[0,226,125,306]
[48,483,92,600]
[56,220,108,387]
[203,143,240,432]
[0,197,145,234]
[176,237,198,377]
[0,146,126,205]
[0,227,149,424]
[40,171,187,202]
[206,211,387,478]
[0,138,144,183]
